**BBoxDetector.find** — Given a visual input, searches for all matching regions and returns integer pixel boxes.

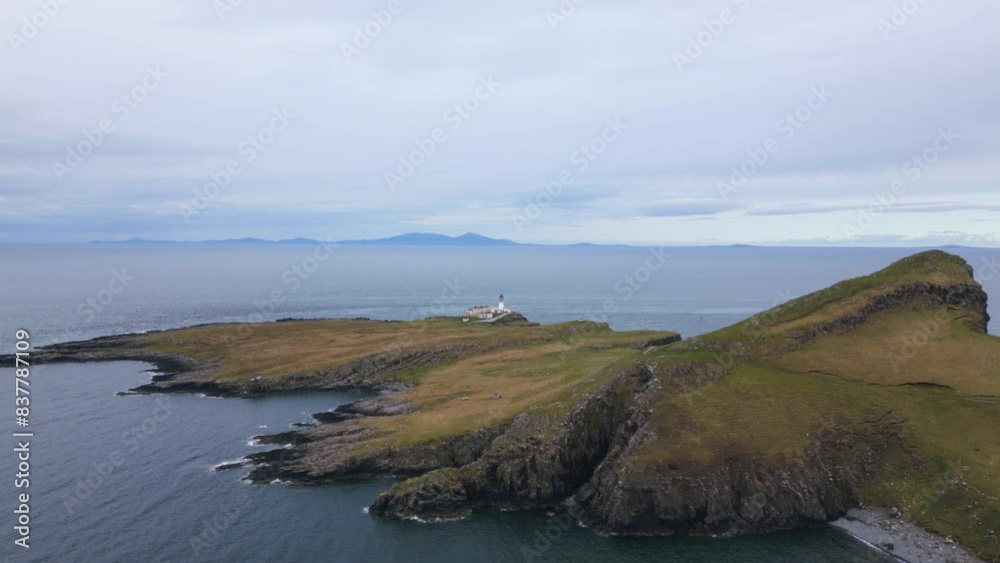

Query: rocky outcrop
[573,413,903,535]
[245,420,508,484]
[365,358,757,524]
[370,361,657,519]
[245,363,654,492]
[489,312,540,326]
[362,358,903,537]
[137,343,486,397]
[779,281,989,353]
[312,395,417,423]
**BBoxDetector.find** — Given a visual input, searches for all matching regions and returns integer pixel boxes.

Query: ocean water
[1,244,996,562]
[1,244,995,345]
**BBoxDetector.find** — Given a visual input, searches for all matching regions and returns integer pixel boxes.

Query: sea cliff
[15,250,998,561]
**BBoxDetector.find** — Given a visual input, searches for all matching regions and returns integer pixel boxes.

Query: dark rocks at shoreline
[252,431,314,446]
[213,461,246,472]
[312,395,417,423]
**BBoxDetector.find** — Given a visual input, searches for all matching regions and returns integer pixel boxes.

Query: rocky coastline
[8,251,998,561]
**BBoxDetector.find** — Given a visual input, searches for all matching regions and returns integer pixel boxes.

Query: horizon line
[4,236,997,250]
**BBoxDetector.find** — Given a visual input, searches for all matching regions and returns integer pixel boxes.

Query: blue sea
[1,244,996,562]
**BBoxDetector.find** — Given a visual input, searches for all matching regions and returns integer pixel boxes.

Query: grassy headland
[27,250,999,560]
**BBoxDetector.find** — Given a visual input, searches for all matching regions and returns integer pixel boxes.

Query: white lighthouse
[463,294,511,321]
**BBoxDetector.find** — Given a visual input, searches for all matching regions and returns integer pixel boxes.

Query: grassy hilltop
[361,250,995,560]
[619,250,999,558]
[31,250,999,560]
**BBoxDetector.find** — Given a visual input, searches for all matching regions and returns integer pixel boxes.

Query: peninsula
[21,250,1000,561]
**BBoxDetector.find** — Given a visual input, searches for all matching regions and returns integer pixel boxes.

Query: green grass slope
[633,250,998,558]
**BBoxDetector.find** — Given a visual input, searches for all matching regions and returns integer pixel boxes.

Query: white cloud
[1,0,998,244]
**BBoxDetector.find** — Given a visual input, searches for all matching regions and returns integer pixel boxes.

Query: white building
[464,294,510,320]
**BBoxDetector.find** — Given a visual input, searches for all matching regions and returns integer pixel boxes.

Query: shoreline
[831,508,985,563]
[9,353,992,560]
[5,301,995,561]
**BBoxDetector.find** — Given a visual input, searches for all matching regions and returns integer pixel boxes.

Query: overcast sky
[1,0,998,245]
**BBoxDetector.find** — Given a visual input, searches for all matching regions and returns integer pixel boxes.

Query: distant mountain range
[88,234,989,250]
[338,233,521,246]
[94,233,533,247]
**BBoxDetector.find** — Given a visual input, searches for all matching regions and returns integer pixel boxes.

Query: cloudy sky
[1,0,998,245]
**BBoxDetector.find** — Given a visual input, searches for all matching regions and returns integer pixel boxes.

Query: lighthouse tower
[498,294,507,311]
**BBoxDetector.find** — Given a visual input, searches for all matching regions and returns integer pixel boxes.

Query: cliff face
[572,410,901,535]
[352,251,1000,559]
[365,353,898,535]
[777,280,989,355]
[247,417,509,485]
[370,361,656,519]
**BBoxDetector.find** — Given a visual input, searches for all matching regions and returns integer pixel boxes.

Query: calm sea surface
[2,244,996,562]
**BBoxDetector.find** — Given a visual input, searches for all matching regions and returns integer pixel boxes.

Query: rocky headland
[15,250,999,561]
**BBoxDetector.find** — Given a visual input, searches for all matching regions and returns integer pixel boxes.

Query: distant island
[12,250,999,562]
[93,232,527,246]
[89,232,771,248]
[340,233,520,246]
[85,233,997,250]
